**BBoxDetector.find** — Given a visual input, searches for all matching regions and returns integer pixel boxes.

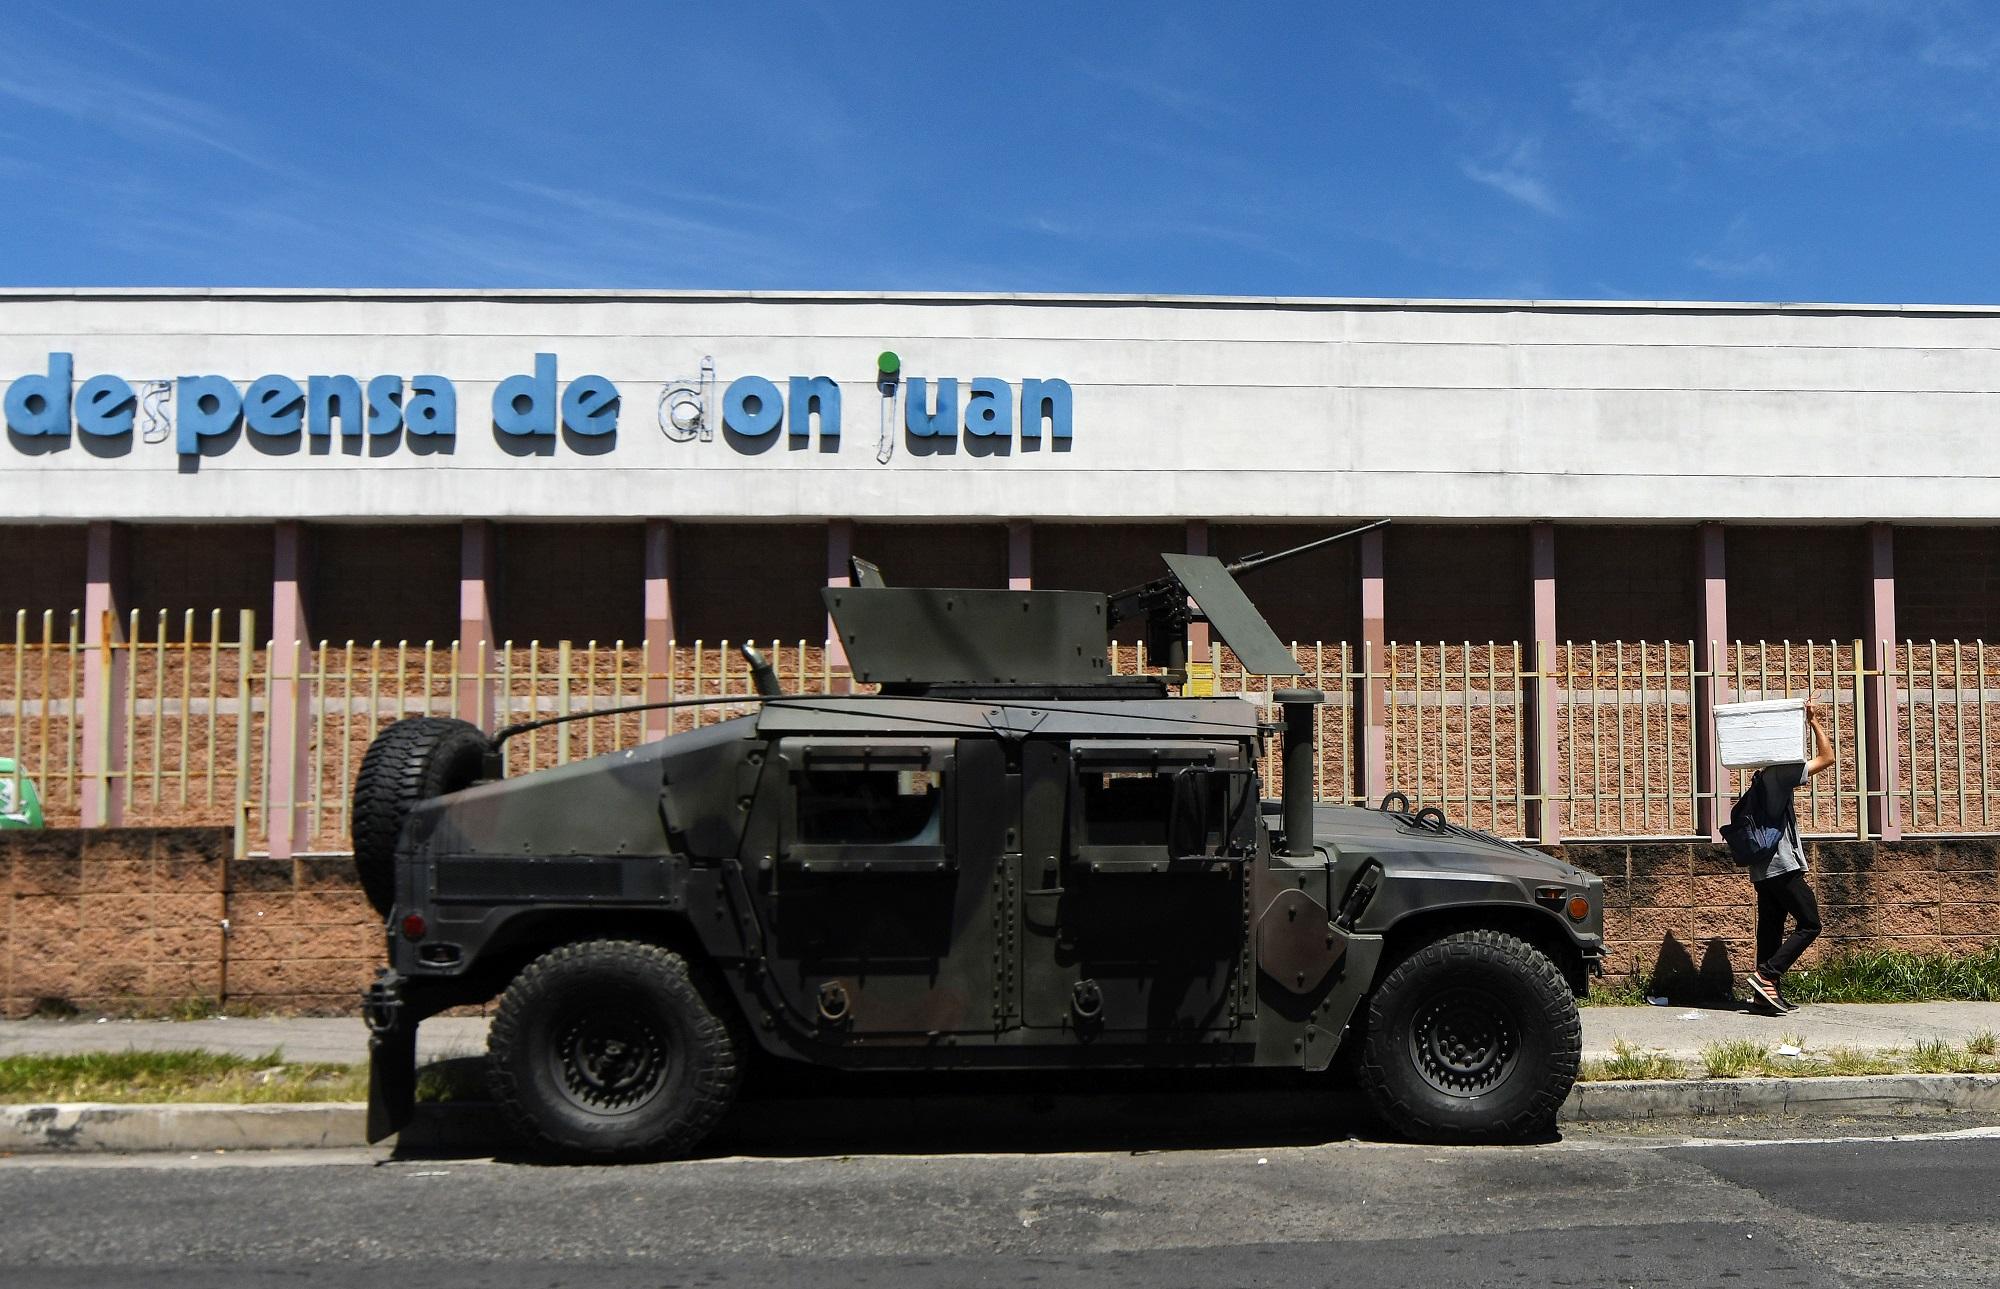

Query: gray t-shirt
[1749,760,1807,884]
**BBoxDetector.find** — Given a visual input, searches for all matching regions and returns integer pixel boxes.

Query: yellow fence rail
[5,610,1996,852]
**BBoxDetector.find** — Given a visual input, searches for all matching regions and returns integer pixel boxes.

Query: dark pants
[1755,869,1821,979]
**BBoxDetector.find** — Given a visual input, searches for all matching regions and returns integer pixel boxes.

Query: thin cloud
[1690,216,1781,280]
[1571,0,2000,153]
[0,34,290,178]
[1460,138,1565,217]
[1690,250,1779,279]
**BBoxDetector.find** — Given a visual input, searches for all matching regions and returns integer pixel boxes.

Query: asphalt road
[4,1118,1999,1288]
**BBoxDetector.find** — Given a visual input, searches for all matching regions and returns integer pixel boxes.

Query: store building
[4,289,2000,854]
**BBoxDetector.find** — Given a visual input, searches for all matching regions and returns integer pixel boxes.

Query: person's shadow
[1646,933,1757,1010]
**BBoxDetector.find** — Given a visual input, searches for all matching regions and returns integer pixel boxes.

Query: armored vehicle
[356,522,1603,1158]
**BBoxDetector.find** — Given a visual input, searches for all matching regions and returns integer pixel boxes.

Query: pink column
[1007,519,1032,590]
[1358,526,1387,806]
[267,522,313,858]
[457,520,499,727]
[642,519,676,742]
[1694,522,1729,840]
[1527,522,1561,844]
[80,521,129,828]
[826,519,853,688]
[1185,519,1211,664]
[1865,523,1902,840]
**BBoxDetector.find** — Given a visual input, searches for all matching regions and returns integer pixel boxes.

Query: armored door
[1019,738,1253,1035]
[759,735,1008,1036]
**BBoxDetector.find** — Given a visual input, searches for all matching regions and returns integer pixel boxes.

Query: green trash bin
[0,757,43,829]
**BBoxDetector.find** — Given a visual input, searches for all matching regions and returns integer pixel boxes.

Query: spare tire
[351,716,489,917]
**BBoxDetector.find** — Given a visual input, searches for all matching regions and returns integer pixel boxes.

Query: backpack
[1720,769,1789,867]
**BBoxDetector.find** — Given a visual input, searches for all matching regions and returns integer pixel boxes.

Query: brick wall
[307,523,460,645]
[6,829,1997,1017]
[129,525,275,638]
[0,524,87,619]
[1386,524,1531,644]
[1,829,378,1018]
[851,523,1008,589]
[1555,525,1698,643]
[1725,525,1867,642]
[1568,838,2000,996]
[675,523,827,642]
[1896,526,2000,641]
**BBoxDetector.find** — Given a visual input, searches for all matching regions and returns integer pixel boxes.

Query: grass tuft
[1700,1039,1772,1078]
[1780,947,2000,1005]
[1820,1047,1903,1076]
[0,1048,369,1104]
[1587,946,2000,1007]
[1910,1038,1963,1075]
[1578,1039,1685,1082]
[414,1056,488,1104]
[1967,1029,1998,1057]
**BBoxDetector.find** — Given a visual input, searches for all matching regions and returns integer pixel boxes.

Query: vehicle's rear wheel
[350,716,488,918]
[1356,928,1579,1143]
[488,939,741,1161]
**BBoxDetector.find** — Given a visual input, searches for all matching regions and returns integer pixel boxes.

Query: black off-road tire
[350,716,488,917]
[487,940,741,1161]
[1356,928,1580,1144]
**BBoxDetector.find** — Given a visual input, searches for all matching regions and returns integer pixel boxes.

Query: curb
[6,1074,2000,1155]
[1561,1072,2000,1122]
[2,1102,366,1154]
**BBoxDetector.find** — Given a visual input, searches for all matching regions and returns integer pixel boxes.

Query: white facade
[3,289,1997,524]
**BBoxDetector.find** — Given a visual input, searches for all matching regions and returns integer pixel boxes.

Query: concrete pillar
[1357,526,1387,806]
[1526,522,1561,845]
[642,519,676,742]
[1865,523,1902,840]
[1694,523,1729,841]
[1185,519,1211,665]
[1007,519,1032,591]
[266,522,314,858]
[80,521,129,828]
[457,520,499,728]
[826,519,853,687]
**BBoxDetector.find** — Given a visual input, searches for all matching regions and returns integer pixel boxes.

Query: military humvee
[356,522,1603,1158]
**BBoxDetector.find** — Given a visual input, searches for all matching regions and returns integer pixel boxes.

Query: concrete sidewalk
[3,1001,1997,1066]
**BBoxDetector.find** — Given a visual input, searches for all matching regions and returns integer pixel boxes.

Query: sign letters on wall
[2,352,1072,465]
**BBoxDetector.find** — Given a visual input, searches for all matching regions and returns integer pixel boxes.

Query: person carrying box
[1739,703,1834,1014]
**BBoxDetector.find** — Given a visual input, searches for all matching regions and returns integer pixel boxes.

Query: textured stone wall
[0,829,377,1018]
[4,828,1997,1017]
[1569,838,2000,995]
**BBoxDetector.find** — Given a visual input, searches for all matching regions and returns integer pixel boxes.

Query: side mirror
[1168,768,1211,858]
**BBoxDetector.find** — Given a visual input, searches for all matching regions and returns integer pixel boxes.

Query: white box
[1714,698,1808,770]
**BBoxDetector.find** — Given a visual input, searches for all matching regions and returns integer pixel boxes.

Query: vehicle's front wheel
[488,940,741,1161]
[1356,928,1579,1143]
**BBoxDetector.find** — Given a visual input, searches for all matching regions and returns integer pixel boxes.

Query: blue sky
[2,1,1998,301]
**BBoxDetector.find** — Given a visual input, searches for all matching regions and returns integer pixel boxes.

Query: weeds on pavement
[0,1049,367,1103]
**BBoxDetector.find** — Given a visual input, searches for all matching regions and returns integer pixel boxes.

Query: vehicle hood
[1311,804,1593,884]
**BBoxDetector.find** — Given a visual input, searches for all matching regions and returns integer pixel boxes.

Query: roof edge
[0,287,1998,315]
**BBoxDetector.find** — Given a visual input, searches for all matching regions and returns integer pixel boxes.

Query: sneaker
[1774,981,1801,1014]
[1745,972,1788,1013]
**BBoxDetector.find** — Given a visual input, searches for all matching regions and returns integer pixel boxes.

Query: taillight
[400,913,428,940]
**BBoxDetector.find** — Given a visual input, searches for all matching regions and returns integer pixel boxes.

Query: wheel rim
[550,1006,673,1115]
[1408,986,1520,1097]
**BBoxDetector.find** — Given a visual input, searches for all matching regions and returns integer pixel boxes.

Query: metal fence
[5,609,1996,855]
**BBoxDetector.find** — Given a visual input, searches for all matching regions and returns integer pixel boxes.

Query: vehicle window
[797,768,942,845]
[1077,770,1173,847]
